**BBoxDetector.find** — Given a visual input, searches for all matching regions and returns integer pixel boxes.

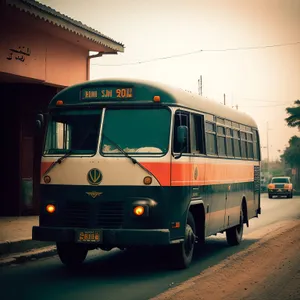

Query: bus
[32,78,261,269]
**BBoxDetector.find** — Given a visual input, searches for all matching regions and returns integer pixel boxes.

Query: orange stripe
[141,162,255,186]
[203,163,253,183]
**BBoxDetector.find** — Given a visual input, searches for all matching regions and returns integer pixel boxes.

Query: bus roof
[51,78,258,128]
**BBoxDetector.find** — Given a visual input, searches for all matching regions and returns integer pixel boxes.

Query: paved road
[1,195,300,300]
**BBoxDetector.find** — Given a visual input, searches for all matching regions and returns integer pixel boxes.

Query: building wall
[0,6,88,86]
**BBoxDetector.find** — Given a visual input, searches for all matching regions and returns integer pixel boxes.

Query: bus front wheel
[226,209,244,246]
[169,212,196,269]
[56,242,88,267]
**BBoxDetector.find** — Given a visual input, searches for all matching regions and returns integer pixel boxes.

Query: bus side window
[205,121,217,155]
[191,114,205,154]
[252,129,260,160]
[173,111,190,153]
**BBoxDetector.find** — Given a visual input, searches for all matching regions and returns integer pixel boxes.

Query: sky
[39,0,300,161]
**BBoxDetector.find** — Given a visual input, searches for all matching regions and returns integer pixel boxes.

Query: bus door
[190,113,209,228]
[204,122,227,234]
[171,110,193,218]
[223,127,235,229]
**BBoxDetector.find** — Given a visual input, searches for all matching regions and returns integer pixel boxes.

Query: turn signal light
[153,96,160,102]
[171,222,180,228]
[133,206,145,216]
[44,175,51,184]
[143,176,152,185]
[46,204,56,214]
[56,100,64,106]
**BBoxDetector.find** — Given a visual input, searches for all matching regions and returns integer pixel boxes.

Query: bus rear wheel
[169,212,196,269]
[56,242,88,267]
[226,208,244,246]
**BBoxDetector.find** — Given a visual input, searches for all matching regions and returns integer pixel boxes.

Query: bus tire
[169,212,196,269]
[226,208,244,246]
[56,242,88,267]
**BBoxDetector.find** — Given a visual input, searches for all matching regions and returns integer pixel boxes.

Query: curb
[0,245,57,267]
[0,239,54,256]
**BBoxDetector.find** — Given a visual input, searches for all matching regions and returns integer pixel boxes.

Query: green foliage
[281,136,300,168]
[272,169,285,177]
[285,100,300,129]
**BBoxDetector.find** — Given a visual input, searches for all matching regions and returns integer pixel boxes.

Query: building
[0,0,124,216]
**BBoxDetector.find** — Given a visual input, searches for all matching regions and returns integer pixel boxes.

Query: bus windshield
[44,109,102,155]
[101,108,171,155]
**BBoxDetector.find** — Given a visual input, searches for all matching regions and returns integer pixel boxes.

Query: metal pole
[198,75,202,96]
[267,122,269,174]
[223,93,226,105]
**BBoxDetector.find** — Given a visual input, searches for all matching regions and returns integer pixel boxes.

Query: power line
[239,103,289,108]
[91,41,300,67]
[240,97,292,103]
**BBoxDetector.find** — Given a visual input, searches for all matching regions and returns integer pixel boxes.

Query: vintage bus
[32,78,261,269]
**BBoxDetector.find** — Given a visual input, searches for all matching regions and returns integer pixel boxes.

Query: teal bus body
[32,78,261,269]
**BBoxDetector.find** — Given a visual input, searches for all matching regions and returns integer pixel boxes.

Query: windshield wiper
[102,133,159,181]
[42,150,73,177]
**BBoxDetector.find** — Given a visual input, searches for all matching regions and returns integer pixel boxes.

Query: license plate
[77,231,101,243]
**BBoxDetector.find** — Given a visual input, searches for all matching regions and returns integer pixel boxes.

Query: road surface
[1,194,299,300]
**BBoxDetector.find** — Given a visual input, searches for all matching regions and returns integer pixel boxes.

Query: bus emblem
[87,168,102,185]
[86,191,103,198]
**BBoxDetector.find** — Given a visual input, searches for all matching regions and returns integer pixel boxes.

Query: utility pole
[266,121,270,175]
[223,93,226,105]
[198,75,202,96]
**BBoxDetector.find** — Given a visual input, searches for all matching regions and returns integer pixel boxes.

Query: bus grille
[96,201,124,229]
[62,201,124,229]
[63,202,90,228]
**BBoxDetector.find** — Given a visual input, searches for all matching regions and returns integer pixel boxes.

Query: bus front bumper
[32,226,171,246]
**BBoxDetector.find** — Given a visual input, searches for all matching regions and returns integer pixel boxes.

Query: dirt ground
[152,219,300,300]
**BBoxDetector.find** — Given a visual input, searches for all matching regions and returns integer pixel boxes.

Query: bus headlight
[46,204,56,214]
[133,206,145,216]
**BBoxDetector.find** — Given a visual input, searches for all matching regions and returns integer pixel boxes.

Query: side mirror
[177,125,188,146]
[36,119,42,130]
[36,113,44,130]
[174,125,188,159]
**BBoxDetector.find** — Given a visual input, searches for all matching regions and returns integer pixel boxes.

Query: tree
[281,136,300,168]
[281,136,300,189]
[285,100,300,130]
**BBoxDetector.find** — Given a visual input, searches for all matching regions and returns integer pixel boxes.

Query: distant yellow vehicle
[268,176,293,199]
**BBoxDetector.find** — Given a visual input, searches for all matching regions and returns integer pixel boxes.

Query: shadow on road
[46,236,259,280]
[269,196,290,200]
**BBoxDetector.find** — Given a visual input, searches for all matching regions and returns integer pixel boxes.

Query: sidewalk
[0,216,55,266]
[151,220,300,300]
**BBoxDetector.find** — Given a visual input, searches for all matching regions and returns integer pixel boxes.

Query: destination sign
[81,87,134,100]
